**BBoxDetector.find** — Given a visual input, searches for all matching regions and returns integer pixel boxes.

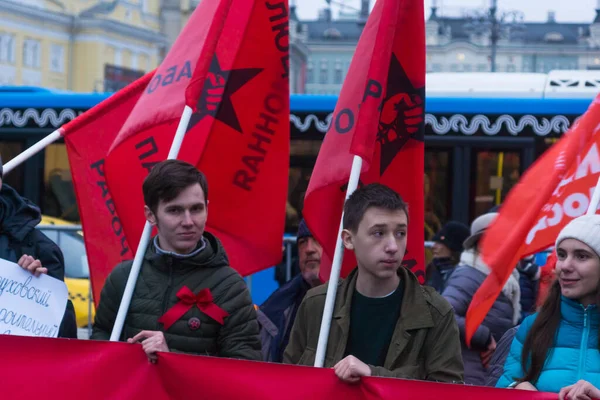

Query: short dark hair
[343,183,408,232]
[143,160,208,213]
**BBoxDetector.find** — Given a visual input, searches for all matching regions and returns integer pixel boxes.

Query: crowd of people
[3,156,600,398]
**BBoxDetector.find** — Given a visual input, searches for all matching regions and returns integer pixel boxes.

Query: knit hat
[555,214,600,258]
[297,219,312,240]
[463,212,498,250]
[432,221,471,252]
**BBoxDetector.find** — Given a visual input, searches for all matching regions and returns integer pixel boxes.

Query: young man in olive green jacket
[283,183,464,383]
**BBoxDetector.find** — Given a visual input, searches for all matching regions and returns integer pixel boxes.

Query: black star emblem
[187,56,262,133]
[377,55,425,175]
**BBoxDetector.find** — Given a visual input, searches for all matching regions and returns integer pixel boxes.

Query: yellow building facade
[0,0,166,91]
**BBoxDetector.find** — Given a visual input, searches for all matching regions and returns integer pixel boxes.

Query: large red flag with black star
[104,0,290,276]
[303,0,425,282]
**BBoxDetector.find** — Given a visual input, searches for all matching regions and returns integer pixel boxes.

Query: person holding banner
[257,219,323,362]
[283,184,463,383]
[0,156,77,338]
[497,214,600,393]
[91,160,261,361]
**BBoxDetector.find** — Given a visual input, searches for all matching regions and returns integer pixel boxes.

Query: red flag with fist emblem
[104,0,290,276]
[303,0,425,282]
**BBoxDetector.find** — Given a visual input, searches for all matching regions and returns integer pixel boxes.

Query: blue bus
[1,71,599,305]
[0,74,596,236]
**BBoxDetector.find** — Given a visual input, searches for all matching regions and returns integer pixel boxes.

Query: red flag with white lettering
[62,72,154,305]
[303,0,426,282]
[466,95,600,345]
[104,0,289,275]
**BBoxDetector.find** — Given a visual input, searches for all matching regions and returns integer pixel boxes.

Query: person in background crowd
[485,325,518,387]
[497,214,600,393]
[257,219,323,362]
[92,160,261,361]
[284,183,464,384]
[442,212,521,386]
[274,242,299,287]
[516,255,540,321]
[0,156,77,338]
[425,221,471,293]
[485,203,541,321]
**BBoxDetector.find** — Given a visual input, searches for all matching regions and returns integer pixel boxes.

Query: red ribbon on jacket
[158,287,229,330]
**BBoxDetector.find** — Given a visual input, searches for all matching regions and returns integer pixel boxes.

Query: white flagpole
[109,105,193,341]
[3,130,62,175]
[314,155,363,368]
[587,175,600,215]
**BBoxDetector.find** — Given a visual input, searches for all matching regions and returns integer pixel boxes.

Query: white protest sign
[0,258,68,337]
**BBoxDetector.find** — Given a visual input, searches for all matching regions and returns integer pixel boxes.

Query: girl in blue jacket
[497,214,600,394]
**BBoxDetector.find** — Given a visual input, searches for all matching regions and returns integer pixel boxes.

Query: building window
[319,60,328,84]
[334,60,342,84]
[0,33,15,64]
[50,44,64,73]
[114,48,122,67]
[536,62,544,73]
[23,39,41,68]
[131,52,138,70]
[307,62,314,83]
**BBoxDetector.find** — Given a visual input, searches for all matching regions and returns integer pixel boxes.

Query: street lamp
[463,0,525,72]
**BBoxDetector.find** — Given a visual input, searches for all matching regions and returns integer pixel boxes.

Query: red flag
[1,335,558,400]
[104,0,290,275]
[303,0,425,282]
[63,71,154,305]
[466,95,600,344]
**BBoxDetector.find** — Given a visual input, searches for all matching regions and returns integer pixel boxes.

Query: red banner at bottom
[1,335,557,399]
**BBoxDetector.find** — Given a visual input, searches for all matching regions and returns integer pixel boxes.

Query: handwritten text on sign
[0,258,68,337]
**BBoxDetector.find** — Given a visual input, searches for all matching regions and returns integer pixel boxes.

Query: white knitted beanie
[555,214,600,258]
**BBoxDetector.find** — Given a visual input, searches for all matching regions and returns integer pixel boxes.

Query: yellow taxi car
[38,215,95,328]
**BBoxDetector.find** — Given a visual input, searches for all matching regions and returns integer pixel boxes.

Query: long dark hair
[518,280,600,384]
[518,281,561,384]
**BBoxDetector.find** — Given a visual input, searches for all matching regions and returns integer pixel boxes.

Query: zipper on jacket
[577,306,590,380]
[160,259,174,328]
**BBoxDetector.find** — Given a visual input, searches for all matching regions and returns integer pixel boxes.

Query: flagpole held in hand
[109,105,193,342]
[3,130,62,175]
[586,175,600,215]
[314,155,363,368]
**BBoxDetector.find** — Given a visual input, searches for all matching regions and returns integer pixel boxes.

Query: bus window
[425,150,451,240]
[471,150,521,219]
[287,166,312,233]
[0,141,25,194]
[42,143,79,222]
